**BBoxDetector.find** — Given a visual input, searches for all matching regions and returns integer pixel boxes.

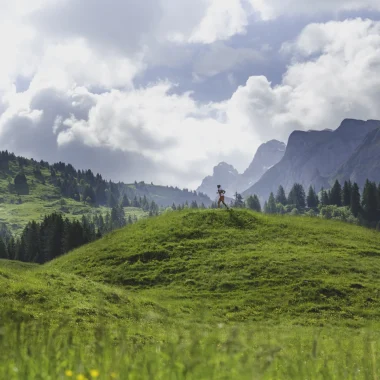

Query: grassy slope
[0,161,147,235]
[46,209,380,326]
[0,259,168,332]
[2,210,380,378]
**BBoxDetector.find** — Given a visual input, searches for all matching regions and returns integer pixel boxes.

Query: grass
[1,209,380,379]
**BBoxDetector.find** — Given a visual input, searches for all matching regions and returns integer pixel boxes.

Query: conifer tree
[7,237,16,260]
[287,183,306,210]
[361,180,378,223]
[15,236,26,262]
[306,186,319,209]
[190,200,198,209]
[266,192,277,214]
[342,180,352,207]
[122,194,130,207]
[320,188,329,206]
[24,221,41,263]
[275,185,287,205]
[246,195,261,212]
[233,192,245,208]
[329,180,342,207]
[350,182,361,217]
[0,237,8,259]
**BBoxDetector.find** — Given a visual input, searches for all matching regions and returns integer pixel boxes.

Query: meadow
[1,209,380,379]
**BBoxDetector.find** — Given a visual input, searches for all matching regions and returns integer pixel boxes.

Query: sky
[0,1,380,190]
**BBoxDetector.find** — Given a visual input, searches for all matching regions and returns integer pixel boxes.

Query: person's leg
[218,199,221,208]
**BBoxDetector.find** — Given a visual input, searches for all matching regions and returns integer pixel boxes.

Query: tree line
[0,204,142,264]
[241,179,380,229]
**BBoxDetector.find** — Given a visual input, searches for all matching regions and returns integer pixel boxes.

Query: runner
[217,185,229,209]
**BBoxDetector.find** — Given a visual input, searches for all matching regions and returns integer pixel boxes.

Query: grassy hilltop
[1,209,380,379]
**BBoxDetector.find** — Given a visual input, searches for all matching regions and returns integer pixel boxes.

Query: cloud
[1,0,380,190]
[193,42,262,77]
[249,0,380,20]
[227,18,380,142]
[189,0,249,43]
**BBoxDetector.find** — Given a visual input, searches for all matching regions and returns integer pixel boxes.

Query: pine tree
[329,180,342,207]
[0,237,8,259]
[98,214,105,234]
[266,192,277,214]
[44,213,65,261]
[15,236,26,262]
[350,182,361,217]
[7,237,16,260]
[361,180,378,223]
[190,200,198,209]
[306,186,319,209]
[320,188,329,206]
[122,194,130,207]
[24,221,41,263]
[342,180,352,207]
[246,195,261,212]
[233,192,245,208]
[275,185,287,205]
[172,203,177,211]
[108,193,118,208]
[287,183,306,210]
[132,196,140,208]
[263,201,268,213]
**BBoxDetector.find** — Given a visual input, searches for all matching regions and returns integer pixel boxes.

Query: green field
[1,209,380,379]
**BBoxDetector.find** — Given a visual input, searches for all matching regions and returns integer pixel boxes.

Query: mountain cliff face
[240,140,286,188]
[334,127,380,187]
[197,140,286,199]
[242,119,380,200]
[197,162,240,199]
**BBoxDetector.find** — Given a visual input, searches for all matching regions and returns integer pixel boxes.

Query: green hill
[2,210,380,379]
[47,209,380,325]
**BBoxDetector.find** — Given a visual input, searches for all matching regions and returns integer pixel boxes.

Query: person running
[217,185,229,209]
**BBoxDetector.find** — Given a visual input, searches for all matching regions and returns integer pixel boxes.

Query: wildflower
[65,370,73,377]
[76,375,87,380]
[90,369,100,378]
[110,372,118,379]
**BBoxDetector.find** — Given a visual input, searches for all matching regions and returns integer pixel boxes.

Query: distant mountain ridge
[197,140,286,199]
[242,119,380,200]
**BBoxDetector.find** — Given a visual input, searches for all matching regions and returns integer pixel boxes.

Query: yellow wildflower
[90,369,100,378]
[110,373,118,379]
[65,370,73,377]
[76,375,87,380]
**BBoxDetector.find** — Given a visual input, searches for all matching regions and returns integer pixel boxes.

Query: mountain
[242,119,380,200]
[196,162,240,200]
[334,127,380,186]
[197,140,286,199]
[240,140,286,188]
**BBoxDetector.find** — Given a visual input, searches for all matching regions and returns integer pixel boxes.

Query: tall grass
[1,318,380,380]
